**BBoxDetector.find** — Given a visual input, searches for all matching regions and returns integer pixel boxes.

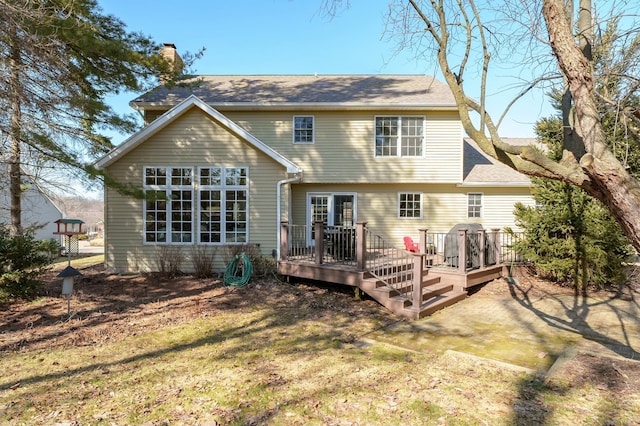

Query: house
[96,67,536,317]
[0,162,64,241]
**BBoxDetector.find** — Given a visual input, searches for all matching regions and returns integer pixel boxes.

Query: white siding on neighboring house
[0,166,63,240]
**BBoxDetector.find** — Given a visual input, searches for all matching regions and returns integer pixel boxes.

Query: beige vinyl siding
[226,110,462,184]
[289,183,531,249]
[104,108,287,273]
[479,188,535,231]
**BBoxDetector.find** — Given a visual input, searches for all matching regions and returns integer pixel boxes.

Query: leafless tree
[326,0,640,251]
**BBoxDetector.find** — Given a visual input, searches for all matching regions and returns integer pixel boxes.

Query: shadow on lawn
[504,275,640,425]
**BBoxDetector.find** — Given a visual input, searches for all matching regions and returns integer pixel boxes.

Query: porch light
[57,265,82,315]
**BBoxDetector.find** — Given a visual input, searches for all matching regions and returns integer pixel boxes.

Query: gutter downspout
[276,174,302,260]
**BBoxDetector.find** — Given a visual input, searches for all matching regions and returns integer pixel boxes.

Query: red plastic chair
[403,236,419,252]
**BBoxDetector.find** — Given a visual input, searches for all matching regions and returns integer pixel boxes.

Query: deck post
[314,221,324,265]
[478,229,486,268]
[458,228,468,273]
[492,228,501,264]
[418,228,428,253]
[280,221,289,260]
[412,252,425,310]
[356,221,367,271]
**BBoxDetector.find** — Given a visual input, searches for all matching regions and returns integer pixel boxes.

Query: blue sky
[101,0,552,142]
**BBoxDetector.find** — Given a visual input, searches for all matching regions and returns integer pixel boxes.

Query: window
[293,116,314,144]
[375,116,424,157]
[199,167,248,244]
[468,193,482,218]
[398,193,422,219]
[144,167,193,244]
[143,166,248,244]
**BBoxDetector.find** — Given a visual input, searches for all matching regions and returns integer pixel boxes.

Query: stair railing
[364,227,420,303]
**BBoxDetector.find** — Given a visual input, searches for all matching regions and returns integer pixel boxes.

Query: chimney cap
[163,43,177,49]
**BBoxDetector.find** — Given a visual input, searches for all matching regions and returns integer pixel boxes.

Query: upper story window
[375,116,424,157]
[293,116,314,144]
[468,193,482,219]
[398,192,422,219]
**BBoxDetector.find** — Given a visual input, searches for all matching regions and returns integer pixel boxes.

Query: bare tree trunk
[8,35,22,237]
[543,0,640,251]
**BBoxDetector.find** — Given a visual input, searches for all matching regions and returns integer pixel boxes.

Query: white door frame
[306,192,357,245]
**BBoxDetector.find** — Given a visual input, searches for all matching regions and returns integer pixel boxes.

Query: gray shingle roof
[463,138,539,185]
[132,74,457,109]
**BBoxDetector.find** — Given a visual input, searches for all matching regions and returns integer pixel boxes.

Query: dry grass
[1,264,639,425]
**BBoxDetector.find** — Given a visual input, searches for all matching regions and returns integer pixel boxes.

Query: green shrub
[512,117,634,291]
[0,226,53,300]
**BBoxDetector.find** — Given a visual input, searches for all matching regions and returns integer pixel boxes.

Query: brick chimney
[159,43,184,83]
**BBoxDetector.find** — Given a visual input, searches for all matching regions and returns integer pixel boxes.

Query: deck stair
[361,261,468,319]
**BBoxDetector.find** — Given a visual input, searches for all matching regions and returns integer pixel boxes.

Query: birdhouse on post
[54,218,85,235]
[54,218,85,262]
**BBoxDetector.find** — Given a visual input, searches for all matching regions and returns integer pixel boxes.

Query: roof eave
[458,182,532,188]
[130,101,459,112]
[98,95,302,174]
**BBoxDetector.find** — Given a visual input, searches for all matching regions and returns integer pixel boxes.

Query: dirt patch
[0,264,393,353]
[548,352,640,394]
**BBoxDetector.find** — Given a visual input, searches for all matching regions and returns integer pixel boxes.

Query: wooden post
[314,221,324,265]
[418,228,428,253]
[478,229,486,268]
[412,252,425,310]
[458,228,467,273]
[492,228,501,264]
[280,221,288,261]
[356,221,367,271]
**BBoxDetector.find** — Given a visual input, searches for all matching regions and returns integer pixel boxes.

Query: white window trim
[293,115,315,144]
[142,166,195,245]
[142,166,250,245]
[197,166,250,245]
[397,192,423,219]
[374,115,426,158]
[467,192,483,219]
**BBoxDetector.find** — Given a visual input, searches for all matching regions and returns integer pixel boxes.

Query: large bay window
[143,166,248,244]
[375,116,425,157]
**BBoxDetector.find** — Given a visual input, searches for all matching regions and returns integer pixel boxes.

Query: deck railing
[281,222,523,270]
[280,221,524,308]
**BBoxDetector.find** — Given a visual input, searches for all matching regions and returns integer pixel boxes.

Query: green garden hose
[223,253,253,287]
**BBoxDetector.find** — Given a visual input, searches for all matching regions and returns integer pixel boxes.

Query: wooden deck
[278,221,510,319]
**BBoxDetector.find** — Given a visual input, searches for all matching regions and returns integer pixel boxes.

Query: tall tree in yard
[0,0,173,236]
[328,0,640,251]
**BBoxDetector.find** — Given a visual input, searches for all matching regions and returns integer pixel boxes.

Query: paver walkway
[368,278,640,372]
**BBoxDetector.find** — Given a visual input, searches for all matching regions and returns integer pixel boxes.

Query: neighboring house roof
[462,138,539,187]
[95,95,302,173]
[131,74,458,111]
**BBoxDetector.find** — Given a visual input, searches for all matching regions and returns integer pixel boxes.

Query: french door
[307,192,356,244]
